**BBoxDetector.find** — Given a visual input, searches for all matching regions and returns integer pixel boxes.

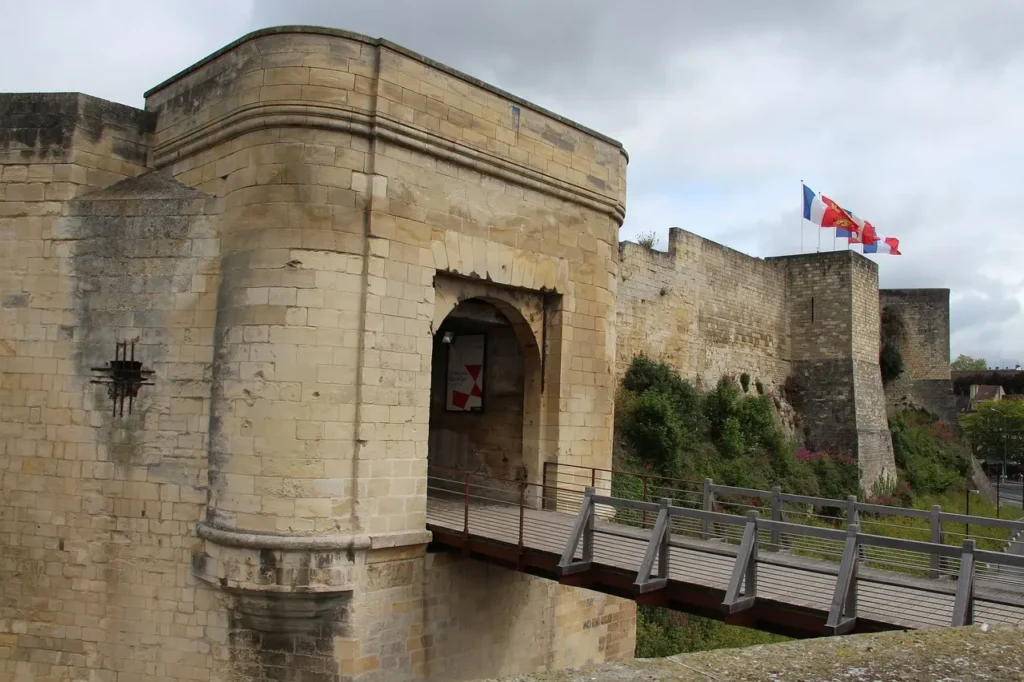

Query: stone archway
[427,291,545,498]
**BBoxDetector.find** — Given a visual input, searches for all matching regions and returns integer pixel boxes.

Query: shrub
[623,391,687,474]
[636,606,787,657]
[890,410,969,495]
[880,343,905,384]
[621,355,705,445]
[796,449,860,501]
[880,307,906,384]
[735,395,782,454]
[719,417,745,459]
[635,231,658,249]
[705,377,741,442]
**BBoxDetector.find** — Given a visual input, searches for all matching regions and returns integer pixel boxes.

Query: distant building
[953,369,1024,412]
[967,384,1005,411]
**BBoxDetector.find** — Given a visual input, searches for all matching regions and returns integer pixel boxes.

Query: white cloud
[2,0,1021,364]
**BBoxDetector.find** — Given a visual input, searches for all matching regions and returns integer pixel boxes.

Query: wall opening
[428,298,536,499]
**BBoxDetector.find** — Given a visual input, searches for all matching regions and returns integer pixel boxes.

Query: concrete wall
[0,26,634,682]
[880,289,958,423]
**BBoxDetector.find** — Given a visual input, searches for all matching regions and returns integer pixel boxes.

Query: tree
[951,354,988,371]
[960,399,1024,471]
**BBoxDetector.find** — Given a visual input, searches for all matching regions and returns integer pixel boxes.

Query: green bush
[615,360,987,659]
[622,391,688,474]
[636,606,787,658]
[616,357,838,502]
[890,410,969,495]
[705,377,741,443]
[736,395,783,454]
[622,355,705,442]
[880,343,905,383]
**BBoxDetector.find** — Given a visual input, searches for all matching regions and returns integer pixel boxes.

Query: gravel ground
[481,625,1024,682]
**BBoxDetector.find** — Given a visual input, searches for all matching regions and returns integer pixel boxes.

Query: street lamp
[966,488,980,537]
[981,406,1008,516]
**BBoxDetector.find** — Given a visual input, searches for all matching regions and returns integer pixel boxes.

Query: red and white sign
[446,334,484,411]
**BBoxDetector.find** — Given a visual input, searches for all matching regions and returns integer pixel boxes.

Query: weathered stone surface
[618,229,898,490]
[881,288,958,423]
[1,25,633,682]
[484,625,1024,682]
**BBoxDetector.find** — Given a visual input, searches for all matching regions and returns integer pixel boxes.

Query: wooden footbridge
[426,464,1024,637]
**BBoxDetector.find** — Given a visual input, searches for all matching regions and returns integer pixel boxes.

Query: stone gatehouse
[2,21,953,682]
[0,26,634,681]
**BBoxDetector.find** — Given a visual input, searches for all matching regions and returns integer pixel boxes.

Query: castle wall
[880,289,957,423]
[1,27,633,682]
[849,257,897,489]
[614,230,897,491]
[616,227,790,391]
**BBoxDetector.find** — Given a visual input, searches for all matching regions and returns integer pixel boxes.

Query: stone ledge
[196,522,431,551]
[150,101,625,224]
[142,25,627,155]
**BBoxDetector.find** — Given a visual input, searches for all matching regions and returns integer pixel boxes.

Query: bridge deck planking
[426,496,1024,632]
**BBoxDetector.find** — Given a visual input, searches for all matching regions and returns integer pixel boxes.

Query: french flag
[863,236,901,255]
[844,211,877,245]
[802,184,859,238]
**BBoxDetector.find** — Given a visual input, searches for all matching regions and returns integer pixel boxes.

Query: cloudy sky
[2,1,1021,365]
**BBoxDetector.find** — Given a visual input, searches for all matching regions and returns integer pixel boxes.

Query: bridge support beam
[825,522,860,635]
[557,487,595,576]
[722,511,758,614]
[634,498,671,594]
[952,539,976,626]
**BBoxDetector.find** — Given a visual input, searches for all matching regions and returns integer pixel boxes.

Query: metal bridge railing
[431,464,1024,633]
[542,462,1024,579]
[554,487,1024,633]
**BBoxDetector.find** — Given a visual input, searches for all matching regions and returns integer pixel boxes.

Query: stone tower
[0,27,634,681]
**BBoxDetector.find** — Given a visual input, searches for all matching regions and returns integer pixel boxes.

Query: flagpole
[799,180,804,254]
[833,227,837,252]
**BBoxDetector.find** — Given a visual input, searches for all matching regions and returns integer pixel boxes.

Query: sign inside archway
[446,334,485,411]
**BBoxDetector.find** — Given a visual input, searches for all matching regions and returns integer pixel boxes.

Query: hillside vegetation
[615,355,859,499]
[615,356,1008,658]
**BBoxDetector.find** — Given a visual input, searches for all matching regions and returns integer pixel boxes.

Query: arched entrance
[427,296,542,497]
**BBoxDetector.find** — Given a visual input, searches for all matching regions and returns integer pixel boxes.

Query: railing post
[591,467,597,489]
[582,485,595,563]
[770,486,781,551]
[722,510,758,613]
[542,461,551,511]
[658,497,671,580]
[634,496,671,593]
[952,539,976,626]
[825,522,859,635]
[702,478,714,540]
[518,481,526,552]
[642,477,650,528]
[929,505,943,578]
[556,487,595,576]
[847,495,865,564]
[463,472,471,554]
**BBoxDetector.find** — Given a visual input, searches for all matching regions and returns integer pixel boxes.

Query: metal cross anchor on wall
[90,340,155,416]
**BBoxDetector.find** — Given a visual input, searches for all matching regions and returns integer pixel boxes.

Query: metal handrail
[428,468,1024,634]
